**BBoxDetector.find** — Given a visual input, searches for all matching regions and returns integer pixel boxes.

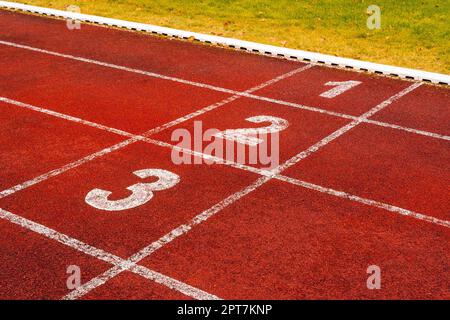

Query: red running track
[0,9,449,300]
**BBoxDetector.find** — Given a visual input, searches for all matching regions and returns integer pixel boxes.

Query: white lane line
[0,137,137,199]
[363,118,450,141]
[0,207,219,300]
[63,175,271,300]
[3,93,447,229]
[0,39,363,120]
[0,40,236,95]
[275,175,450,228]
[0,65,306,198]
[69,83,425,299]
[0,97,136,138]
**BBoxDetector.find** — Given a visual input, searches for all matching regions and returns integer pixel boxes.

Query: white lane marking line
[0,137,137,199]
[70,83,424,299]
[0,39,363,120]
[63,175,271,300]
[0,207,220,300]
[274,82,423,174]
[0,97,136,138]
[0,65,306,198]
[363,118,450,141]
[0,40,236,95]
[275,175,450,228]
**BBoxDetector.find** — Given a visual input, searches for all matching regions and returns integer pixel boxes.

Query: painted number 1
[320,80,362,99]
[85,169,180,211]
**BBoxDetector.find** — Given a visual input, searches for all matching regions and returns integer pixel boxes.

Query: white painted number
[213,115,289,146]
[319,80,362,99]
[85,169,180,211]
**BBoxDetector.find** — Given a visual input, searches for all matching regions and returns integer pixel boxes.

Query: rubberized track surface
[0,10,449,300]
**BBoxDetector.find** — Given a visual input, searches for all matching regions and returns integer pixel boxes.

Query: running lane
[0,43,230,134]
[0,9,302,91]
[0,141,260,258]
[0,100,124,191]
[0,218,111,299]
[141,179,450,299]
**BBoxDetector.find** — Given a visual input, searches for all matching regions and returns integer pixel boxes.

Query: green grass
[19,0,449,73]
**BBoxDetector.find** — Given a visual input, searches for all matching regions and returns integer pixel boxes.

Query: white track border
[1,0,449,85]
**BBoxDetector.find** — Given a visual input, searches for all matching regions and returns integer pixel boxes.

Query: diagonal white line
[0,207,220,300]
[275,175,450,228]
[274,82,423,174]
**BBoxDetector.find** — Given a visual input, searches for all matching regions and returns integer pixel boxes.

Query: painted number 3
[85,169,180,211]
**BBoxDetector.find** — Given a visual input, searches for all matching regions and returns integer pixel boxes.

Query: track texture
[0,9,449,300]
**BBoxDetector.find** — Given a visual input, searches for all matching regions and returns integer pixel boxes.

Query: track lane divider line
[0,39,351,119]
[1,40,447,141]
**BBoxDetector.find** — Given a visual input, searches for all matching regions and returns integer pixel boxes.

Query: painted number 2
[85,169,180,211]
[319,80,362,99]
[213,115,289,146]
